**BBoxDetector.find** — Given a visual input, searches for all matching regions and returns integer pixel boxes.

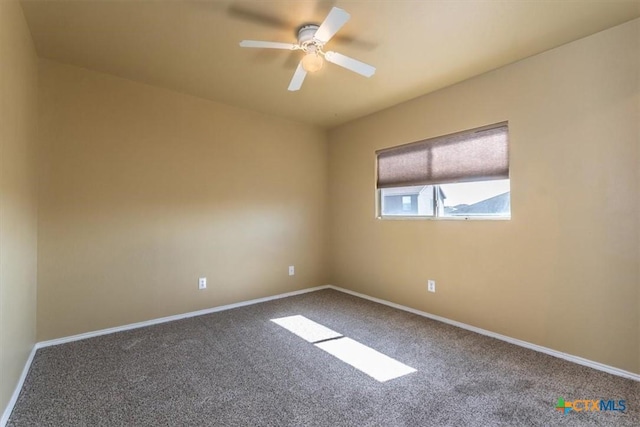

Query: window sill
[377,215,511,221]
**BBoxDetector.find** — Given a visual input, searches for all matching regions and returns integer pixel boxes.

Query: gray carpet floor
[8,289,640,426]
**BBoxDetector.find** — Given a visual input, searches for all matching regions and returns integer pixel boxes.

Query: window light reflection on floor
[271,315,416,382]
[271,314,342,343]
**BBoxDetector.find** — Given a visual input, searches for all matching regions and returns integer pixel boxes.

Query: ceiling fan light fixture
[239,7,375,90]
[302,51,324,73]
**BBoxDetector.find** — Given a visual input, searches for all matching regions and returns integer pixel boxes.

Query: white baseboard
[326,285,640,382]
[1,345,37,427]
[37,285,331,349]
[1,285,330,426]
[3,283,637,426]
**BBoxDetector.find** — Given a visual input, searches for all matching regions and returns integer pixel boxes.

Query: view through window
[380,179,510,218]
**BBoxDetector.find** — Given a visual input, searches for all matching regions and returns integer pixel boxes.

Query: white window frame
[377,183,510,221]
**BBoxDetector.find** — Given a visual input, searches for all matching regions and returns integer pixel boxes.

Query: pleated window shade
[376,123,509,189]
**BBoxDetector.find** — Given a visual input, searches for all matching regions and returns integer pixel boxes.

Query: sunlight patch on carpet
[271,315,416,382]
[271,315,342,343]
[315,337,417,382]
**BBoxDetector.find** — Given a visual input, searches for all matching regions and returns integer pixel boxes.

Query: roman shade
[376,123,509,189]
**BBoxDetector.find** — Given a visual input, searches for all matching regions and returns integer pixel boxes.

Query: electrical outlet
[198,277,207,290]
[288,266,295,276]
[427,280,436,293]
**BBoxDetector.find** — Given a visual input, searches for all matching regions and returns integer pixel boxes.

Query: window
[376,123,510,219]
[401,196,412,211]
[380,185,434,216]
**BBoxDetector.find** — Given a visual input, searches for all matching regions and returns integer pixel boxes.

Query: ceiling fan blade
[240,40,298,50]
[288,62,307,91]
[314,7,350,44]
[324,51,376,77]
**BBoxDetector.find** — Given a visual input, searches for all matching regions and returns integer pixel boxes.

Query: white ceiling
[20,0,640,128]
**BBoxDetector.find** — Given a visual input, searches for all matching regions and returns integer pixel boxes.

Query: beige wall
[0,0,39,416]
[37,60,328,341]
[328,19,639,374]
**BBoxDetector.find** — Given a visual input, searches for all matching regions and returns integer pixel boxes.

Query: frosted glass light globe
[302,52,324,72]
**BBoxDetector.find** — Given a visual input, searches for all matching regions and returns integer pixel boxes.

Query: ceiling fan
[239,7,376,91]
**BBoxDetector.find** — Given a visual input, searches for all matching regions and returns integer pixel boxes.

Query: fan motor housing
[297,24,320,45]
